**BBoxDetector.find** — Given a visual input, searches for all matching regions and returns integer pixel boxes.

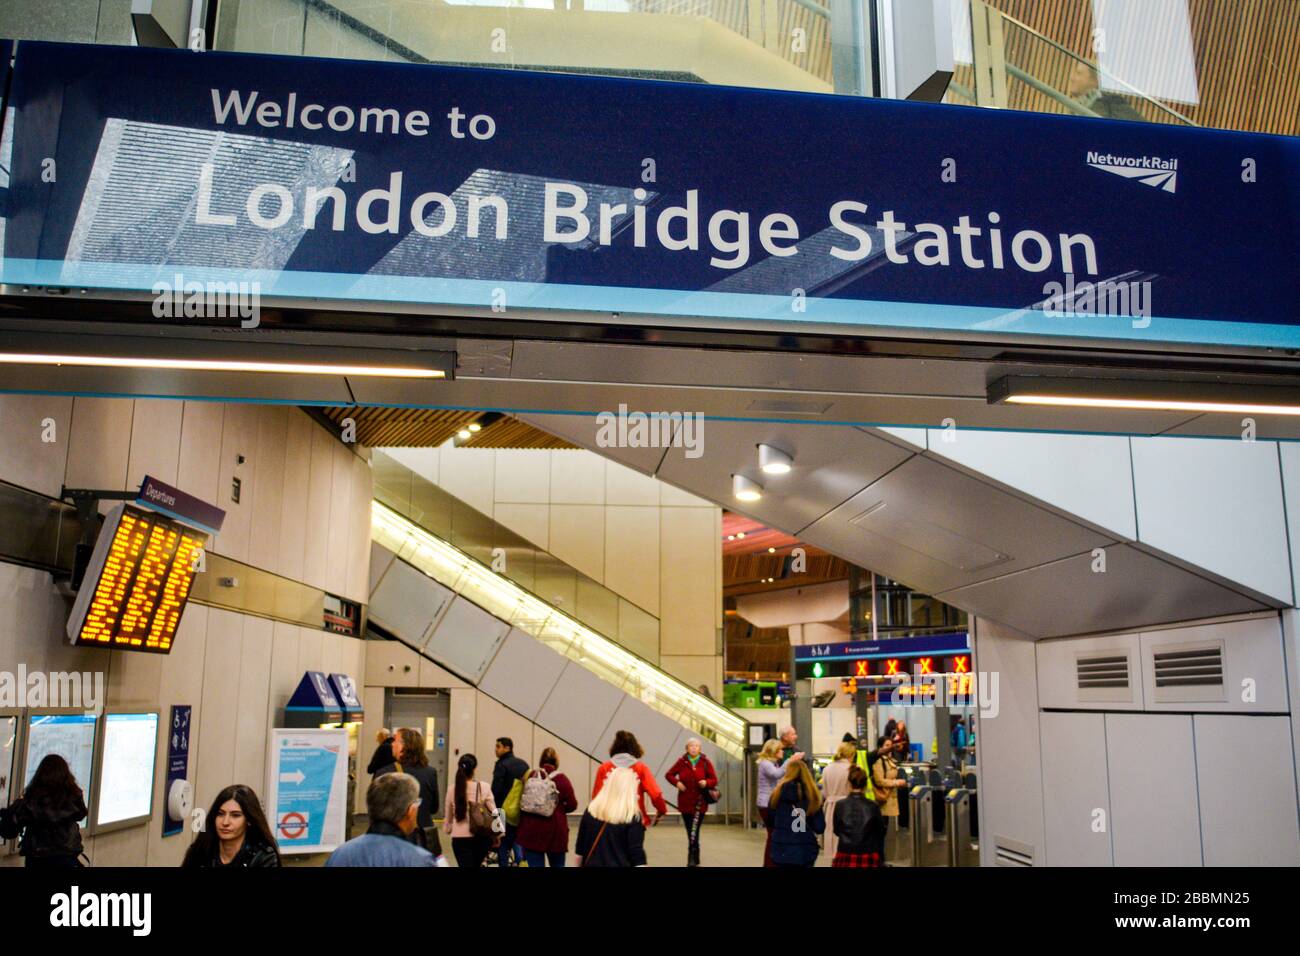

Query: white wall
[0,396,372,866]
[973,616,1046,865]
[991,611,1300,867]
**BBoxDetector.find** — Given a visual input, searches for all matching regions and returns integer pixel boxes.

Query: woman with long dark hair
[374,727,442,859]
[2,754,87,868]
[181,785,281,867]
[442,753,498,868]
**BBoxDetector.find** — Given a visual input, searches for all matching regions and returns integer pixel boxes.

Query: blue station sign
[2,41,1297,348]
[795,634,971,662]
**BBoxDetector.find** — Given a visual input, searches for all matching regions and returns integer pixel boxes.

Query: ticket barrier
[964,772,978,840]
[945,781,979,867]
[908,769,950,867]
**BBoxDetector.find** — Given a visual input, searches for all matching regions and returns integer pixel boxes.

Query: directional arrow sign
[279,770,305,785]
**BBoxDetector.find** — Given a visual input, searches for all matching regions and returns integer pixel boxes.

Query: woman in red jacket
[665,738,718,867]
[515,748,578,868]
[591,731,668,830]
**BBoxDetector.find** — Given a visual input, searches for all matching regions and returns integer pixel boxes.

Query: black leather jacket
[202,839,281,868]
[10,792,87,859]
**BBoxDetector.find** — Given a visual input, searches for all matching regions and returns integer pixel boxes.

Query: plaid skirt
[832,851,882,868]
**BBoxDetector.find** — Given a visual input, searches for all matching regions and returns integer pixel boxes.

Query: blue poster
[268,729,347,854]
[2,40,1297,348]
[162,705,191,837]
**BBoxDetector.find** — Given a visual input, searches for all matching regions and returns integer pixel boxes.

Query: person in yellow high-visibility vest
[853,744,878,802]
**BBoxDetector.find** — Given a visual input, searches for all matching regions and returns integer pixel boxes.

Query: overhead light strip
[1004,395,1300,415]
[0,352,445,378]
[989,376,1300,416]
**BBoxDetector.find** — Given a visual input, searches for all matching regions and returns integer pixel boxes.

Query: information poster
[96,713,159,828]
[266,729,347,855]
[25,714,97,790]
[162,705,192,837]
[25,715,97,828]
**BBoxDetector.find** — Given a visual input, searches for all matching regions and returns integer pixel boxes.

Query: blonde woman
[756,738,797,867]
[767,759,825,868]
[820,740,857,858]
[574,765,647,867]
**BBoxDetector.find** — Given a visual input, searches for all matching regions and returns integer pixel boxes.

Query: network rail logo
[1086,150,1179,193]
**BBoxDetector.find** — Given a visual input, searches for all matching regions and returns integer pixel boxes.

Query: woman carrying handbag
[443,754,500,868]
[664,738,718,867]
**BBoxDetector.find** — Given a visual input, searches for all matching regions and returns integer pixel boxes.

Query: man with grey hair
[779,726,807,766]
[326,773,438,867]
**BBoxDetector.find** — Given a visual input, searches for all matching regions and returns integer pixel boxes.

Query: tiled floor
[313,816,924,867]
[453,820,830,868]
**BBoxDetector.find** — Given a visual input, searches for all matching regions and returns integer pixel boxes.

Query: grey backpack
[520,768,560,817]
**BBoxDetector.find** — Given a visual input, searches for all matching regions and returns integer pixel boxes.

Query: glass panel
[956,0,1197,127]
[214,0,846,94]
[410,472,452,540]
[0,0,135,44]
[371,451,413,515]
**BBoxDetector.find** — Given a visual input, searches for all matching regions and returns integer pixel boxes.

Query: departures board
[66,504,206,655]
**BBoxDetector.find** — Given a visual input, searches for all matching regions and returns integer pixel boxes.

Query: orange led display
[948,673,975,697]
[69,505,205,654]
[919,657,933,675]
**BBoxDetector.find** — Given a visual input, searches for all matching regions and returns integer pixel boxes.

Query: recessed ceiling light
[468,422,482,432]
[732,475,763,503]
[458,429,472,440]
[736,531,746,539]
[758,444,793,475]
[768,547,776,553]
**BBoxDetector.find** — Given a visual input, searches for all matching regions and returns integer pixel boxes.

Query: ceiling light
[989,376,1300,416]
[0,352,445,378]
[758,444,793,475]
[732,475,763,503]
[768,547,776,553]
[736,531,746,539]
[457,429,472,440]
[727,534,735,541]
[468,422,482,432]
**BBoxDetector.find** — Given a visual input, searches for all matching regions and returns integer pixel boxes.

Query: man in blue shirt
[326,773,437,867]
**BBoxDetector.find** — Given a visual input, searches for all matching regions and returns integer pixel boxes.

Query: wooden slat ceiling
[319,406,480,447]
[316,408,575,449]
[465,416,577,449]
[722,510,853,596]
[724,615,852,679]
[988,0,1300,135]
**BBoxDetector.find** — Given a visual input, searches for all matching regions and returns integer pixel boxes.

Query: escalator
[367,499,747,817]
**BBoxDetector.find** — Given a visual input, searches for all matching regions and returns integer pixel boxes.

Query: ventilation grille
[1150,640,1226,704]
[1074,650,1134,703]
[1076,654,1129,690]
[1153,647,1224,688]
[993,835,1034,867]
